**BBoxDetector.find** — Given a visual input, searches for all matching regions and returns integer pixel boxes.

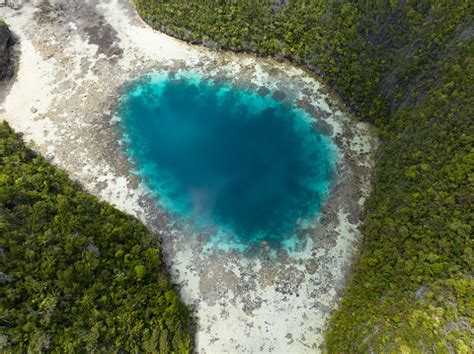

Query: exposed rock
[1,0,45,10]
[84,15,124,58]
[2,0,26,10]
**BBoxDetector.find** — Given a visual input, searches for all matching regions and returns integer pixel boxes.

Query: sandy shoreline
[0,0,377,352]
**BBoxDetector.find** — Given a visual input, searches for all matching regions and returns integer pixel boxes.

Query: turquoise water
[118,72,338,249]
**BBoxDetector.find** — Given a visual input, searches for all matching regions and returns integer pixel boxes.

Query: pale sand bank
[0,1,377,352]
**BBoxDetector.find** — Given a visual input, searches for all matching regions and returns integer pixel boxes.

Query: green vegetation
[0,19,12,80]
[0,122,194,352]
[133,0,474,351]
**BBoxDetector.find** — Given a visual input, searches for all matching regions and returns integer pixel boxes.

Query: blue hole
[118,72,338,249]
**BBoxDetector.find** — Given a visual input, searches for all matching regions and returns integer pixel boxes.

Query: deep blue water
[118,72,337,248]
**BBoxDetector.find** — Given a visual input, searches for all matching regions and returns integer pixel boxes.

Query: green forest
[0,20,12,80]
[0,122,193,352]
[131,0,474,352]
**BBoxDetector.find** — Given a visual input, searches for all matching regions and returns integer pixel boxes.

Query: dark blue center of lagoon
[119,73,337,248]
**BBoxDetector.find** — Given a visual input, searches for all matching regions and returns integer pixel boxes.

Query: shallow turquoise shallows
[118,72,338,249]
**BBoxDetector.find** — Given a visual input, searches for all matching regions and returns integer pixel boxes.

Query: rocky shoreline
[0,1,377,352]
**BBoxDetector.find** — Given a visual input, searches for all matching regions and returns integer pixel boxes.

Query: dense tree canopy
[0,122,194,352]
[133,0,474,351]
[0,19,13,80]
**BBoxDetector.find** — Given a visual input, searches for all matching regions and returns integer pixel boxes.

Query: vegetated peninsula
[0,123,194,351]
[0,0,472,353]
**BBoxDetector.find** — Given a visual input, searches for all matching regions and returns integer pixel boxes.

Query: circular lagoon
[118,71,338,249]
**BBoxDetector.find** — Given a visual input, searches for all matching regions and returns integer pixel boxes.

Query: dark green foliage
[326,35,474,353]
[0,19,13,80]
[132,0,474,351]
[132,0,387,123]
[0,122,194,352]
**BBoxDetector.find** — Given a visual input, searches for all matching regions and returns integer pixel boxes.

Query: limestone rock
[1,0,44,10]
[2,0,26,10]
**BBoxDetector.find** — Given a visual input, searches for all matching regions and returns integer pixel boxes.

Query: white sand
[0,1,377,352]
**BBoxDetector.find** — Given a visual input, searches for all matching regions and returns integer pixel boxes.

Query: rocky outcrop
[0,20,13,80]
[1,0,44,9]
[1,0,27,10]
